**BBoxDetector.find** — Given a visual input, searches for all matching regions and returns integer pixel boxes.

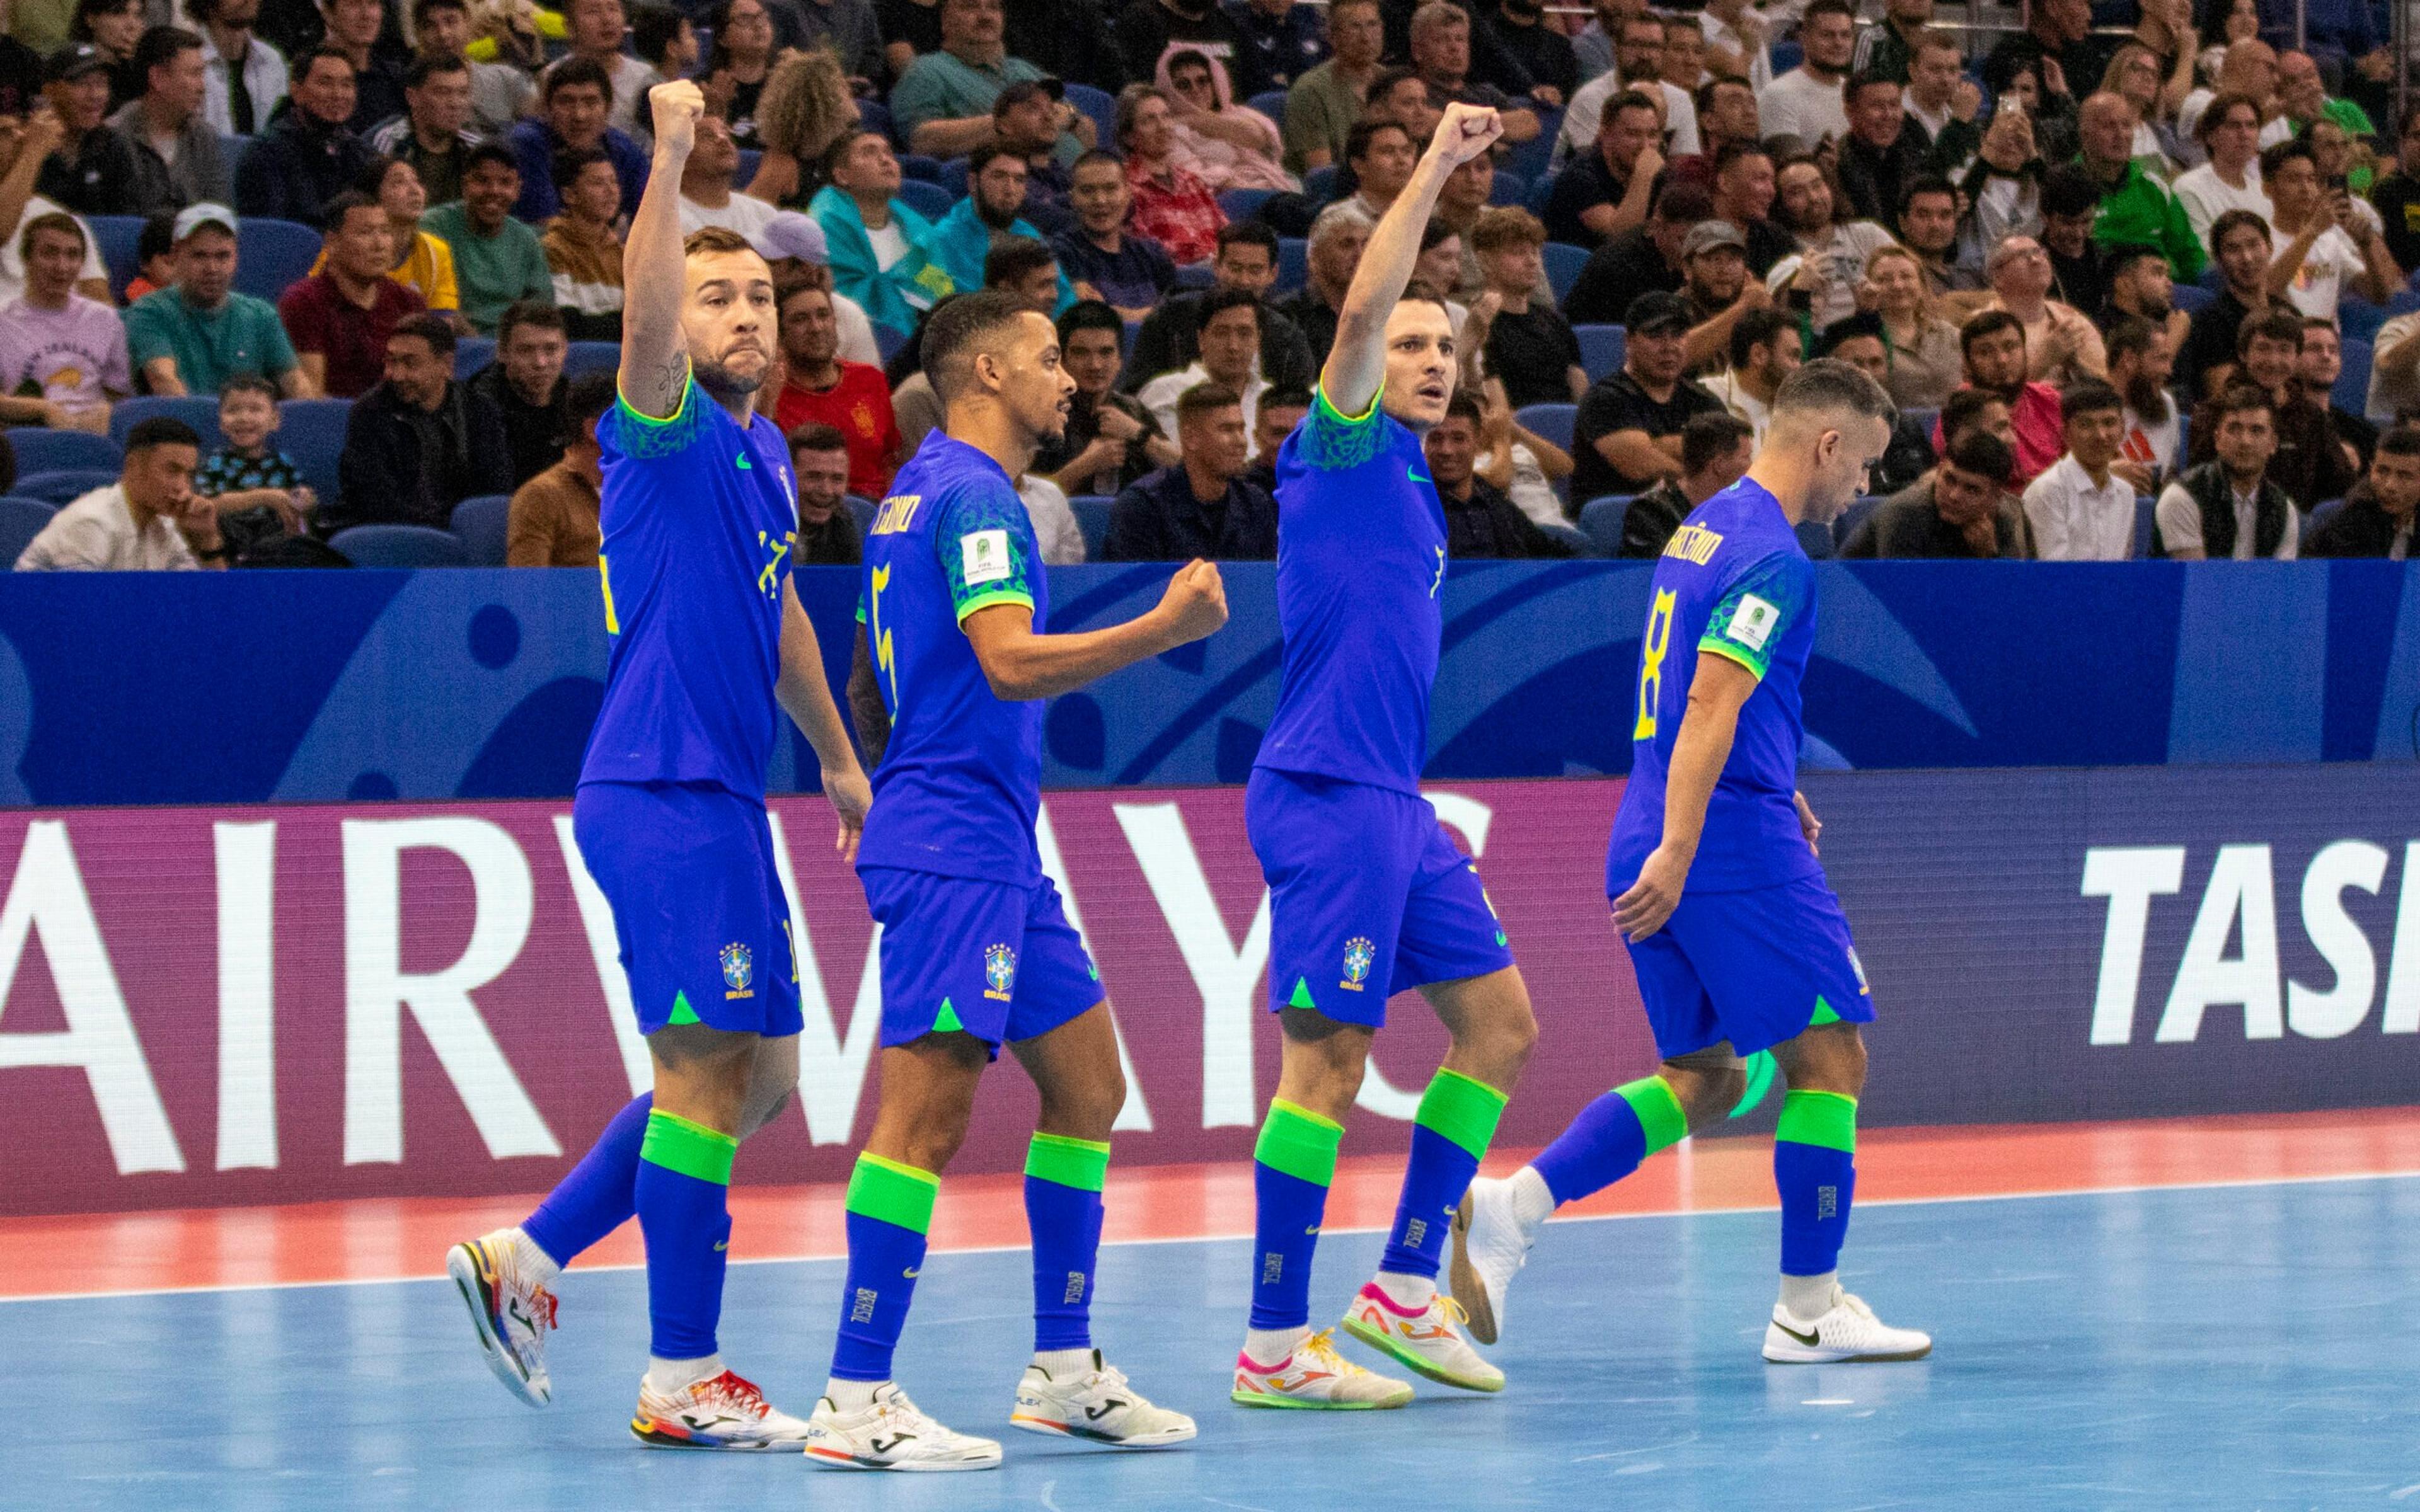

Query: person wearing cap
[676,109,829,267]
[420,142,552,333]
[125,202,313,397]
[1672,216,1765,375]
[992,77,1078,235]
[890,0,1090,164]
[234,47,377,229]
[1836,71,1924,234]
[2075,90,2204,282]
[508,55,648,222]
[1569,289,1726,506]
[109,25,228,214]
[1470,205,1582,408]
[34,40,139,215]
[1542,85,1657,246]
[1981,233,2107,389]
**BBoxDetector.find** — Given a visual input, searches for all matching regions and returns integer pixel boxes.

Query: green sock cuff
[1414,1068,1509,1160]
[639,1108,737,1184]
[846,1152,940,1232]
[1024,1131,1111,1191]
[1254,1098,1344,1187]
[1776,1089,1858,1153]
[1617,1075,1688,1157]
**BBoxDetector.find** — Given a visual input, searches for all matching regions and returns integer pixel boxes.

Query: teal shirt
[420,202,553,334]
[124,289,297,393]
[887,50,1081,166]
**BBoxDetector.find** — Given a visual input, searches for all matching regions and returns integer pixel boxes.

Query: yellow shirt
[309,230,461,312]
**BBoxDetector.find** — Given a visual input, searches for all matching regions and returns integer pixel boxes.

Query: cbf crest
[1340,936,1375,992]
[984,943,1018,1002]
[721,942,754,999]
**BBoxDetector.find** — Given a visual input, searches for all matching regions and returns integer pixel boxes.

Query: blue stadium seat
[1833,495,1882,546]
[1542,241,1588,302]
[1796,518,1835,558]
[846,495,876,537]
[1277,236,1307,292]
[0,495,54,563]
[2174,410,2190,469]
[2339,297,2386,342]
[2304,496,2347,548]
[1514,401,1574,454]
[331,522,470,566]
[88,214,144,301]
[1522,172,1555,217]
[1575,323,1623,378]
[857,96,893,145]
[1121,321,1138,362]
[1069,495,1112,558]
[1539,520,1592,556]
[936,157,967,195]
[276,398,352,500]
[6,428,120,474]
[235,218,322,302]
[1488,169,1525,206]
[1064,83,1116,151]
[2134,495,2158,556]
[1219,186,1275,222]
[1577,495,1630,556]
[897,152,946,183]
[896,180,953,220]
[564,341,619,377]
[1770,38,1802,72]
[454,335,495,377]
[735,148,761,191]
[1303,164,1338,202]
[11,467,119,505]
[1172,261,1215,289]
[450,493,512,565]
[2388,288,2420,316]
[1503,109,1559,184]
[1246,89,1287,123]
[110,396,223,451]
[2170,284,2215,314]
[2335,337,2372,414]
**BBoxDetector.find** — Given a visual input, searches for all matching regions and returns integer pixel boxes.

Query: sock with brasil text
[828,1153,939,1399]
[1373,1069,1508,1308]
[1528,1075,1689,1206]
[1025,1132,1110,1359]
[521,1092,652,1272]
[1245,1099,1342,1361]
[1773,1089,1857,1318]
[634,1108,737,1374]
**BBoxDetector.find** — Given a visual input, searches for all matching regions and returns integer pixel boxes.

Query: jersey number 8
[1633,588,1676,741]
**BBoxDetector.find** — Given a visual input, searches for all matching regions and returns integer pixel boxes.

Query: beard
[695,355,764,404]
[2123,370,2169,423]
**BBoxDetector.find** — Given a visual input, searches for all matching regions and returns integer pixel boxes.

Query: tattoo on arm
[848,624,892,769]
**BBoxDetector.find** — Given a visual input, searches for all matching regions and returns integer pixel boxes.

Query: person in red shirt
[768,277,900,499]
[277,188,426,399]
[1937,308,2065,484]
[1115,82,1228,267]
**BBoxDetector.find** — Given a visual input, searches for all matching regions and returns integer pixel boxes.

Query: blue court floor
[13,1175,2420,1511]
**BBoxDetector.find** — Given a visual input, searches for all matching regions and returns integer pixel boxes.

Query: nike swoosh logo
[1408,467,1433,483]
[1775,1320,1821,1347]
[903,1266,920,1278]
[713,1240,729,1252]
[1305,1225,1321,1235]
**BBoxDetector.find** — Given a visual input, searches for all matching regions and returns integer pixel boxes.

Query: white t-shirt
[865,219,909,272]
[2172,162,2271,251]
[1701,368,1772,445]
[2024,454,2138,560]
[833,292,879,367]
[1138,362,1270,459]
[679,194,828,263]
[2273,221,2366,320]
[2121,401,2181,480]
[2365,310,2420,421]
[1018,473,1086,564]
[1699,8,1772,92]
[1758,67,1850,147]
[1553,73,1698,170]
[1765,220,1897,329]
[16,485,199,571]
[2155,479,2299,558]
[0,197,108,306]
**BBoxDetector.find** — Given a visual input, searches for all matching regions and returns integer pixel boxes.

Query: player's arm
[1318,101,1504,417]
[776,576,872,861]
[847,624,892,769]
[962,561,1228,702]
[1612,650,1757,941]
[618,80,704,420]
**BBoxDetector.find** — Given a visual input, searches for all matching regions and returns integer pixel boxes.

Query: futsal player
[1226,101,1538,1412]
[797,289,1229,1472]
[1450,359,1933,1365]
[446,80,874,1448]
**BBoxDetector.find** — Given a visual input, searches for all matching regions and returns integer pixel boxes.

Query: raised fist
[650,79,706,156]
[1429,102,1504,167]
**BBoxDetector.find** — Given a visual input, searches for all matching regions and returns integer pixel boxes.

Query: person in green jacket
[2077,90,2205,280]
[807,127,954,338]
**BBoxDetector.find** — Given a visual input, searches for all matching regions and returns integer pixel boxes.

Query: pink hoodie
[1152,45,1298,194]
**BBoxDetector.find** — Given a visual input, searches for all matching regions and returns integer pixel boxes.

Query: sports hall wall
[0,563,2414,1216]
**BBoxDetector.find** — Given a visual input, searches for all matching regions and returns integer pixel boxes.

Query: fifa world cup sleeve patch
[1698,551,1808,681]
[940,483,1035,622]
[961,529,1013,585]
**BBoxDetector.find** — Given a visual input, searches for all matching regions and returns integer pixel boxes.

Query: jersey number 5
[1634,587,1676,740]
[869,564,899,709]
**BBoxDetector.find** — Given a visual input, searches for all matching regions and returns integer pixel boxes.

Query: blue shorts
[1620,873,1876,1060]
[858,867,1104,1053]
[1247,769,1516,1028]
[571,780,804,1039]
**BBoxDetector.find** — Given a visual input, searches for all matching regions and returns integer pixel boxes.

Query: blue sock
[1247,1100,1341,1334]
[1378,1070,1507,1281]
[522,1092,651,1268]
[634,1108,737,1360]
[1531,1075,1688,1205]
[1775,1090,1858,1278]
[830,1154,938,1382]
[1024,1133,1110,1353]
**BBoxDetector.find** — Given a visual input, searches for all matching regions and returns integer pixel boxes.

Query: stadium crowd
[4,0,2416,570]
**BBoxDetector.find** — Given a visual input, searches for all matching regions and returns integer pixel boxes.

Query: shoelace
[528,1286,559,1332]
[1436,1295,1472,1329]
[1298,1329,1351,1370]
[699,1371,771,1421]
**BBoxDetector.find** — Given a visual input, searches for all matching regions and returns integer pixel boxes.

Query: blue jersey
[1606,478,1823,894]
[1254,387,1446,796]
[581,377,800,798]
[856,432,1048,885]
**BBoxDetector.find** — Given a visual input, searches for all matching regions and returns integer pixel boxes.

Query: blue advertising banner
[0,561,2411,806]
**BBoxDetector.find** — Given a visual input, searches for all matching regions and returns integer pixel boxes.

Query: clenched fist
[1428,102,1504,168]
[1155,558,1228,646]
[650,79,705,157]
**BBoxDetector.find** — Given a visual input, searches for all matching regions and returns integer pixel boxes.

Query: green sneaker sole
[1341,1317,1504,1394]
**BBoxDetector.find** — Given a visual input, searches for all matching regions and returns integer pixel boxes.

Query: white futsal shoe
[802,1382,1004,1470]
[446,1232,558,1407]
[1009,1349,1198,1447]
[1341,1283,1503,1392]
[1448,1176,1536,1346]
[1761,1286,1933,1363]
[630,1368,815,1450]
[1231,1327,1414,1409]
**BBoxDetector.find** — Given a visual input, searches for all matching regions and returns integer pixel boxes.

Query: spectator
[1238,381,1306,494]
[75,0,144,112]
[16,413,218,567]
[1864,243,1959,410]
[1103,379,1279,559]
[2073,91,2202,280]
[548,0,652,140]
[626,6,697,118]
[422,143,553,333]
[2155,382,2297,558]
[700,0,777,145]
[1051,150,1174,322]
[1841,426,2031,558]
[2186,308,2357,509]
[2302,317,2375,466]
[2107,314,2181,492]
[2022,379,2137,558]
[1124,219,1312,391]
[315,0,406,133]
[1617,408,1753,557]
[2102,242,2190,355]
[1136,284,1267,450]
[1570,289,1726,507]
[1272,198,1361,367]
[2262,136,2397,321]
[1695,0,1770,92]
[1562,179,1703,325]
[2368,299,2420,422]
[1853,0,1928,83]
[2269,48,2373,142]
[784,421,863,564]
[2307,422,2418,558]
[1471,205,1581,408]
[464,298,570,484]
[366,52,481,209]
[809,129,952,338]
[676,110,828,265]
[0,210,124,430]
[122,210,174,301]
[1665,74,1757,192]
[1759,0,1852,144]
[125,203,309,395]
[1115,0,1258,100]
[769,278,900,498]
[1485,0,1573,105]
[1424,389,1574,557]
[877,0,944,69]
[1235,0,1327,95]
[1117,83,1225,266]
[1899,27,1982,164]
[2174,92,2271,251]
[1543,85,1656,246]
[347,156,459,319]
[1557,13,1694,168]
[1671,216,1763,373]
[543,149,624,335]
[893,0,1087,162]
[2179,208,2276,398]
[1836,71,1925,232]
[509,56,647,222]
[1406,2,1539,142]
[785,0,884,83]
[1157,47,1293,196]
[1986,0,2111,113]
[330,311,509,528]
[1982,234,2107,388]
[2366,107,2420,274]
[1016,466,1088,562]
[1951,308,2063,484]
[1282,0,1382,175]
[926,143,1066,301]
[2177,33,2271,149]
[0,2,45,113]
[1427,147,1495,297]
[193,373,309,526]
[410,0,532,139]
[986,78,1077,232]
[2035,165,2111,317]
[741,46,860,210]
[1816,309,1935,493]
[1327,113,1415,228]
[279,189,426,398]
[1367,62,1442,145]
[1896,172,1981,297]
[35,41,137,214]
[109,25,226,212]
[503,368,612,565]
[1770,152,1896,330]
[1698,303,1797,447]
[235,49,376,227]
